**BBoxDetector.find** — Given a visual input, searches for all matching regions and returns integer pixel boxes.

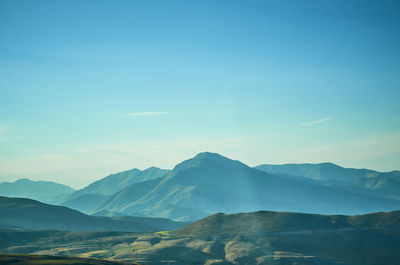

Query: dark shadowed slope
[0,253,138,265]
[255,163,400,199]
[0,196,186,232]
[172,210,400,265]
[0,179,74,203]
[94,152,400,221]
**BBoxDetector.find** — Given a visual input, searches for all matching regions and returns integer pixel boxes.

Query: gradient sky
[0,0,399,188]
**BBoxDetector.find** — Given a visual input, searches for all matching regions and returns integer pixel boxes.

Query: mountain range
[1,152,399,222]
[90,152,399,221]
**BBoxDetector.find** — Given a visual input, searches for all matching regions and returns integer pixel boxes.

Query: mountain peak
[173,152,246,171]
[193,151,225,159]
[144,166,162,172]
[14,178,32,183]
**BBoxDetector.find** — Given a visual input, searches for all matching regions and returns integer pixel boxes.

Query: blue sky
[0,0,399,188]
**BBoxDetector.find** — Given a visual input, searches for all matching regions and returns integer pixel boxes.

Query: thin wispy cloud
[129,112,168,117]
[300,117,330,126]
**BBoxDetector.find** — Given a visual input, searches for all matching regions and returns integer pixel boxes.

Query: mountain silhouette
[255,163,400,199]
[0,179,74,203]
[92,152,400,221]
[59,167,170,211]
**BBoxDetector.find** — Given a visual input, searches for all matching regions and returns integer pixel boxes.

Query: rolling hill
[170,210,400,265]
[1,210,399,265]
[0,196,185,232]
[176,210,400,237]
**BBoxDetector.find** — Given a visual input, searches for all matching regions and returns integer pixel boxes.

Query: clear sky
[0,0,399,188]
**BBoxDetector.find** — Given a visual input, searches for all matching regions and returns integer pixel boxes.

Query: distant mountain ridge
[70,166,170,198]
[59,167,170,211]
[3,153,398,222]
[255,162,391,181]
[255,163,400,199]
[92,152,400,221]
[90,177,165,216]
[0,179,74,203]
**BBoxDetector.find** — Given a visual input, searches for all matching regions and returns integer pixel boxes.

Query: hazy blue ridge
[93,152,400,221]
[89,177,165,216]
[0,179,74,203]
[67,167,170,198]
[54,167,170,211]
[255,163,400,199]
[61,194,110,213]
